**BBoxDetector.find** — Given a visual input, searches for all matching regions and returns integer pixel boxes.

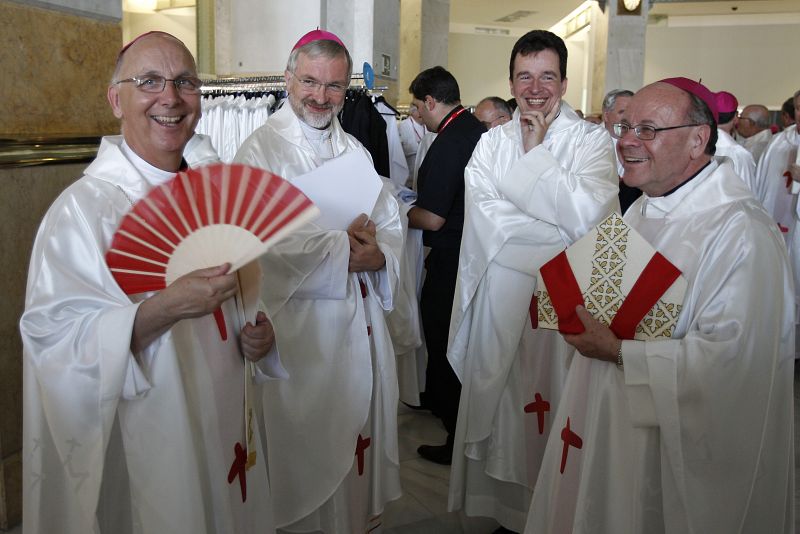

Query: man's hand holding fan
[106,163,319,354]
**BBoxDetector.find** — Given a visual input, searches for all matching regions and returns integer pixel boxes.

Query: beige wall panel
[0,162,88,529]
[645,22,800,108]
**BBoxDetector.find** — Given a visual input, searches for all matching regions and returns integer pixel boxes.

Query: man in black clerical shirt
[407,66,485,464]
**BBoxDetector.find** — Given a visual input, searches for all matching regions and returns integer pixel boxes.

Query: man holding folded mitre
[525,78,794,534]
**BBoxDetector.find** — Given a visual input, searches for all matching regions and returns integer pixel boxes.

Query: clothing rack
[200,73,387,96]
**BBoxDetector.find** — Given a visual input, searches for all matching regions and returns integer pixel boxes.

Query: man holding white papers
[21,32,281,534]
[234,30,404,533]
[526,78,794,534]
[446,30,618,532]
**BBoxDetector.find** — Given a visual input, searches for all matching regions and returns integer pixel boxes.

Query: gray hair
[286,39,353,83]
[685,93,717,156]
[602,89,634,113]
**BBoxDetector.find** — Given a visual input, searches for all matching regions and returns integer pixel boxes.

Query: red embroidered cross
[524,392,551,435]
[227,442,247,502]
[559,417,583,474]
[355,434,371,476]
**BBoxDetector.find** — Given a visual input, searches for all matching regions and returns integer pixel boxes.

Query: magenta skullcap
[292,29,346,51]
[658,77,719,123]
[714,91,738,114]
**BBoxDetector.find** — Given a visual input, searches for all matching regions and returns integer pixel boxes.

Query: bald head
[111,32,196,84]
[107,32,201,172]
[474,97,511,129]
[737,104,770,138]
[615,82,714,197]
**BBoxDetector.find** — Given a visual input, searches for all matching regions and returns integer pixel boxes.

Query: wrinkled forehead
[118,34,197,77]
[627,84,689,124]
[295,50,348,77]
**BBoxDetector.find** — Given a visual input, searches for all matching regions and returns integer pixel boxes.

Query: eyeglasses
[291,74,348,95]
[114,75,202,95]
[612,122,700,140]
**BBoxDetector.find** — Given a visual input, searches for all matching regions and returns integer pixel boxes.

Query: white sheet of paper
[290,151,383,230]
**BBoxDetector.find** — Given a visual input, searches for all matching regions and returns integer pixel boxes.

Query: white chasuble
[234,103,404,531]
[446,104,619,531]
[21,136,279,534]
[525,161,795,534]
[714,128,756,194]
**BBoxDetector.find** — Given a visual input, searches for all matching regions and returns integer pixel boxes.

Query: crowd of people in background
[19,23,798,534]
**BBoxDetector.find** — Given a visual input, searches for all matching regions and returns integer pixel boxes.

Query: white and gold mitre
[534,212,687,340]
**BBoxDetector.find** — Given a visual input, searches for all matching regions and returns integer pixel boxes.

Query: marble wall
[1,0,120,528]
[0,0,121,136]
[0,161,90,530]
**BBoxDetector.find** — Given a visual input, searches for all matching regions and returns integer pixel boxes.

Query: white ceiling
[450,0,585,31]
[449,0,800,32]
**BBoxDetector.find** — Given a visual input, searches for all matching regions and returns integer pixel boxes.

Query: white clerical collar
[639,160,718,219]
[298,119,336,160]
[120,140,179,188]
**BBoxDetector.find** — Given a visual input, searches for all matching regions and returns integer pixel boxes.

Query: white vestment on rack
[525,160,794,534]
[446,104,619,531]
[21,136,283,534]
[398,117,426,187]
[382,179,426,406]
[196,94,275,162]
[375,100,410,188]
[714,128,756,193]
[234,103,404,533]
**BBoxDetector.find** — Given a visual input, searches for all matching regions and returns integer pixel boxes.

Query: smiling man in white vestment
[20,32,283,534]
[446,29,618,533]
[234,30,404,533]
[525,78,794,534]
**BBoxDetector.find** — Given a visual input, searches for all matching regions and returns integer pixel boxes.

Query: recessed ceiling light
[495,10,537,23]
[474,26,511,35]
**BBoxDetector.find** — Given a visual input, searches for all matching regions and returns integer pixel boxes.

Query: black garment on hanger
[373,95,399,116]
[338,91,390,178]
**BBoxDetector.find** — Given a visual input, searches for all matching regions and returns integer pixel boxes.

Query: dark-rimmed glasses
[612,122,700,140]
[114,75,202,95]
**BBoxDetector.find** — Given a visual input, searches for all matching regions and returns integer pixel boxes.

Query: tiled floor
[381,404,499,533]
[5,365,800,533]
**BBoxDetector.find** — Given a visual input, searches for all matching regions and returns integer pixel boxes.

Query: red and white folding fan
[106,163,318,296]
[106,162,318,340]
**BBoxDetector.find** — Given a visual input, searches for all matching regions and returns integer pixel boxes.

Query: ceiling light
[495,10,537,23]
[475,26,511,35]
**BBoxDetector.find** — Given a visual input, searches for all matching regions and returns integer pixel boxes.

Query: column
[590,0,648,112]
[398,0,449,106]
